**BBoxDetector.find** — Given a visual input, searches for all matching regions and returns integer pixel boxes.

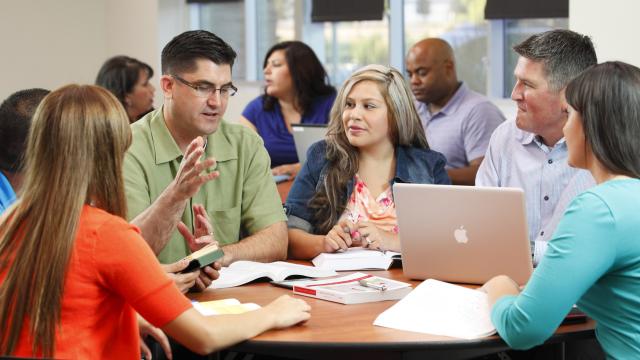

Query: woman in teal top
[483,61,640,358]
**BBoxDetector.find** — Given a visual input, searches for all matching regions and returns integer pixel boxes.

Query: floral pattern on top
[339,174,399,234]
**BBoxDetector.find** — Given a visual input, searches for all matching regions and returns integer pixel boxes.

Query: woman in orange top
[0,84,310,359]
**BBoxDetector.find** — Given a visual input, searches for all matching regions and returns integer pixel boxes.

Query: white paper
[312,248,401,271]
[374,279,496,339]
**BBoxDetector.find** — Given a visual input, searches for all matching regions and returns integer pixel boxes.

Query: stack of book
[291,272,412,304]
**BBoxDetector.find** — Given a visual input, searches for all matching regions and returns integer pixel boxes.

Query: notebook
[291,124,327,164]
[393,184,533,285]
[312,248,401,271]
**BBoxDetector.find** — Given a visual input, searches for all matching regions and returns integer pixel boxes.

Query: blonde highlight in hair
[0,85,131,356]
[310,65,428,233]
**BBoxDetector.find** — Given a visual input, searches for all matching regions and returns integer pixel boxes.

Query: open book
[292,272,412,304]
[312,248,401,271]
[179,245,225,273]
[192,298,260,315]
[209,261,337,289]
[374,279,496,339]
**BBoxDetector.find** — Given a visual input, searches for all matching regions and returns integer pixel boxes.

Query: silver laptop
[291,124,327,164]
[394,183,533,285]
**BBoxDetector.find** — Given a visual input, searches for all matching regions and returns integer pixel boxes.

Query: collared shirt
[476,120,595,264]
[285,140,450,234]
[124,107,286,264]
[415,82,505,169]
[0,171,16,214]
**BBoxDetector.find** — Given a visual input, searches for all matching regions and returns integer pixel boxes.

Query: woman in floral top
[285,65,450,260]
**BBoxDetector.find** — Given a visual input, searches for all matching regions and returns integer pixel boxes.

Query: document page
[374,279,496,339]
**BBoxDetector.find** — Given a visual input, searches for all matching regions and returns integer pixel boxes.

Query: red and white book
[291,272,412,304]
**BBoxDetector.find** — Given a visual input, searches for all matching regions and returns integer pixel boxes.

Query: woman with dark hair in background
[96,55,156,123]
[483,62,640,358]
[240,41,336,179]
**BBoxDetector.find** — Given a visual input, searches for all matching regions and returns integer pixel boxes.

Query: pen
[359,279,387,291]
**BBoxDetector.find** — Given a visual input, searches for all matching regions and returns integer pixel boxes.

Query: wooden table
[191,267,595,360]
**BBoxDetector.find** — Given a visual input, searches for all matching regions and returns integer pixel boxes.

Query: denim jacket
[285,140,451,234]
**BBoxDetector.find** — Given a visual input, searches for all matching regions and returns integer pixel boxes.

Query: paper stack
[374,279,496,339]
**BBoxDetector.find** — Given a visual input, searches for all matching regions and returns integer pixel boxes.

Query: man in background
[0,88,49,213]
[406,38,504,185]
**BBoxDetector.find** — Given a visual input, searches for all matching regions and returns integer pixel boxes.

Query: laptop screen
[291,124,327,164]
[394,183,533,285]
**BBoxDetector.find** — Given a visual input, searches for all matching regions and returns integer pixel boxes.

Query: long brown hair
[0,85,131,356]
[309,65,428,234]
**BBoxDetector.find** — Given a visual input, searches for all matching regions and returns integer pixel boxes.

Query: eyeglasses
[171,74,237,98]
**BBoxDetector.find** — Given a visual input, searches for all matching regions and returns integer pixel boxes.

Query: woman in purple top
[240,41,336,178]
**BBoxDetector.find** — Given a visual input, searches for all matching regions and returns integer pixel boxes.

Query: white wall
[105,0,159,79]
[4,1,637,112]
[0,0,257,121]
[0,0,159,101]
[570,0,640,66]
[158,0,191,62]
[226,80,262,123]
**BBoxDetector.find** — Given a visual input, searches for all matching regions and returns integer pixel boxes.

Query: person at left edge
[0,88,50,214]
[124,30,288,287]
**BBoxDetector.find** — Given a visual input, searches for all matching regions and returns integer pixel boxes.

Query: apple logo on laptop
[454,226,468,244]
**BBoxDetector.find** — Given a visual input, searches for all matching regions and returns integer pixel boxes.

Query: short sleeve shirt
[4,205,191,359]
[123,107,287,263]
[415,82,505,169]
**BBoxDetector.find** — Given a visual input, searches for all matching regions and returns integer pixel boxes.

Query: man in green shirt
[124,30,287,291]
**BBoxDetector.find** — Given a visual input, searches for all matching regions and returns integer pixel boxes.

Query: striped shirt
[476,120,595,264]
